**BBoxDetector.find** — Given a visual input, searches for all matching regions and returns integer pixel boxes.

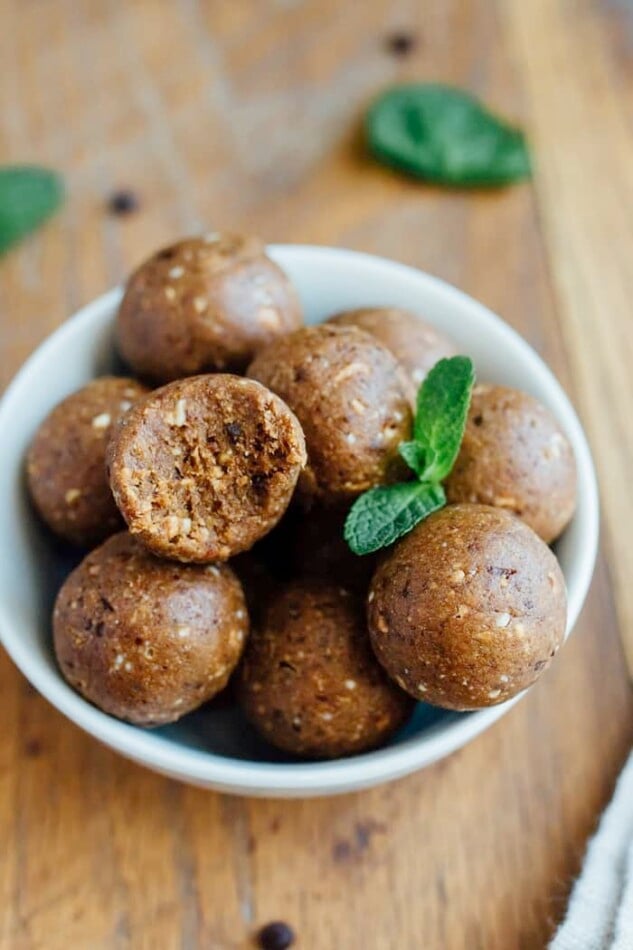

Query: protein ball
[328,306,457,402]
[238,579,413,758]
[53,532,248,725]
[445,385,577,543]
[248,325,412,505]
[26,377,148,547]
[107,374,306,563]
[368,504,567,711]
[116,233,302,383]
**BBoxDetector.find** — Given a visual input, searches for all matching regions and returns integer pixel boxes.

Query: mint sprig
[344,481,446,556]
[344,356,475,555]
[366,84,531,188]
[410,354,475,481]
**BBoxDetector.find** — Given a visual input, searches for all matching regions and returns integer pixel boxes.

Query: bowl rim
[0,244,599,797]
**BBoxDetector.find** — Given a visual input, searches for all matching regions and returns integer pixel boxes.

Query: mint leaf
[366,84,531,188]
[344,481,445,556]
[0,166,64,255]
[414,356,475,483]
[344,355,474,556]
[398,440,428,477]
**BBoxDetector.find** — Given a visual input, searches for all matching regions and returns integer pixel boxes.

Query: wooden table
[2,1,633,947]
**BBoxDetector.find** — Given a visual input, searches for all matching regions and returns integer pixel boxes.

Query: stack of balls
[26,233,577,758]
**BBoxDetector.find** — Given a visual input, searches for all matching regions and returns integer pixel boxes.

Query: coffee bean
[385,31,417,57]
[257,920,295,950]
[107,190,139,216]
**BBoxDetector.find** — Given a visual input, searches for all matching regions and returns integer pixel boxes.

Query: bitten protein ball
[248,324,413,505]
[26,377,148,547]
[445,385,577,543]
[238,580,412,758]
[116,233,303,382]
[107,374,306,563]
[53,532,248,726]
[368,504,567,711]
[327,306,457,402]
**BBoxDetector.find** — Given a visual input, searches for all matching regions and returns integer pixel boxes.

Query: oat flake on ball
[53,532,248,726]
[26,376,149,547]
[107,374,306,563]
[248,324,413,505]
[116,233,303,383]
[368,504,567,710]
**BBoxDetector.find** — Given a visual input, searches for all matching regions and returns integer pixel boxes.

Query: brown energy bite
[107,374,306,563]
[238,579,413,759]
[53,532,248,726]
[368,504,567,711]
[327,306,457,402]
[26,376,149,547]
[445,385,577,543]
[116,233,303,383]
[248,324,413,505]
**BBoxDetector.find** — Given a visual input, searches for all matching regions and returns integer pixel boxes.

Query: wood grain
[1,1,632,947]
[504,0,633,679]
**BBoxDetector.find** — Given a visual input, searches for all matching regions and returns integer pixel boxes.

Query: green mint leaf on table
[344,481,446,556]
[366,84,531,187]
[413,356,475,482]
[345,355,475,555]
[0,166,64,255]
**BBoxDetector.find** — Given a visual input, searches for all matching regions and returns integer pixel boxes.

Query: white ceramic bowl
[0,246,599,797]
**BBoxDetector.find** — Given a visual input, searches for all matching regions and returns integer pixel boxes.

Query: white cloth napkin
[551,751,633,949]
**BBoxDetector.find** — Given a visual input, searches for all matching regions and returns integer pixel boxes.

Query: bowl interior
[0,246,598,795]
